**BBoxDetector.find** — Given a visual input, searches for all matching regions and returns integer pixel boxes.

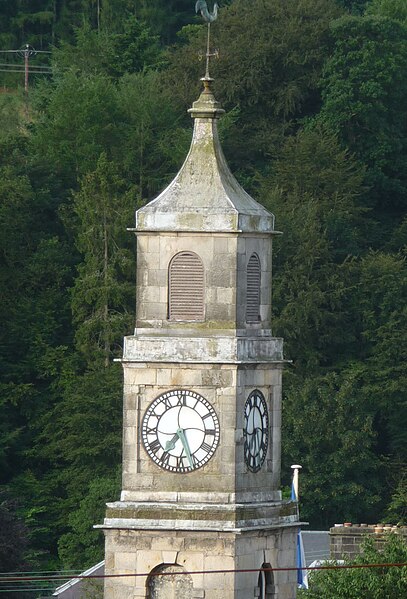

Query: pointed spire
[135,79,275,234]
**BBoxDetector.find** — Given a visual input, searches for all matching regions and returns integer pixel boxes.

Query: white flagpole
[291,464,308,589]
[291,464,302,501]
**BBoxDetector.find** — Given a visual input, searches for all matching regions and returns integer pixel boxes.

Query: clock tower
[99,78,300,599]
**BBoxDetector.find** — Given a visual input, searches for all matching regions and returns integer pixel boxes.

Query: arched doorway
[147,564,193,599]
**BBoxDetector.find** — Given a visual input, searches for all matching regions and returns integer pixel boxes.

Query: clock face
[243,390,269,473]
[142,390,220,473]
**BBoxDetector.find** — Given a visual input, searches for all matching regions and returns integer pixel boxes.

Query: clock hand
[177,428,194,468]
[164,432,180,452]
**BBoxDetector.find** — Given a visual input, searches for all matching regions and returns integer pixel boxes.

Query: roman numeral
[163,397,172,409]
[205,429,216,436]
[161,452,171,467]
[149,439,161,453]
[201,442,212,453]
[177,393,187,406]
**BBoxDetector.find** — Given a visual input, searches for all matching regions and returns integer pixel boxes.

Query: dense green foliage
[299,534,407,598]
[0,492,28,573]
[0,0,405,572]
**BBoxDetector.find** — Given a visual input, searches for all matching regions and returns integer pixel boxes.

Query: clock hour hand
[164,432,180,452]
[177,428,194,469]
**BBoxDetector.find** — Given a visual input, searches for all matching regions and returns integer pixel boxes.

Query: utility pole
[0,45,51,93]
[21,44,34,93]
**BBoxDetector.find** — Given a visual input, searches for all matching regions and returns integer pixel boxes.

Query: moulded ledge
[122,335,285,364]
[97,499,300,533]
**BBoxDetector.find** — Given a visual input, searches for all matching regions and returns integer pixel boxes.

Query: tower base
[101,505,299,599]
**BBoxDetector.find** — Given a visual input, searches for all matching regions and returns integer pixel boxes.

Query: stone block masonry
[330,524,407,560]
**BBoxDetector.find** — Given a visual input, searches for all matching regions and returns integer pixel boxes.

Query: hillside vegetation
[0,0,405,572]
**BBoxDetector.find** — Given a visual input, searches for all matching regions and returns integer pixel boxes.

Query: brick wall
[330,525,407,560]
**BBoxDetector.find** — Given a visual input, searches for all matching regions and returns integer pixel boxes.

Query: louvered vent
[169,252,205,321]
[246,253,261,323]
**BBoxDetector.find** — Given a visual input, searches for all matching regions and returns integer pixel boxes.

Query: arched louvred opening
[246,252,261,323]
[258,563,275,599]
[169,251,204,321]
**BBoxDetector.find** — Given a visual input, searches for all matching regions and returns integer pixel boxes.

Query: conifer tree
[71,153,136,366]
[317,14,407,229]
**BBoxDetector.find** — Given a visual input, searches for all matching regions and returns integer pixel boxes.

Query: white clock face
[142,390,220,473]
[243,390,269,473]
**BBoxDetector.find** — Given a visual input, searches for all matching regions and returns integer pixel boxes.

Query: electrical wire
[0,50,51,54]
[0,571,82,576]
[0,69,52,74]
[0,587,54,593]
[0,562,406,584]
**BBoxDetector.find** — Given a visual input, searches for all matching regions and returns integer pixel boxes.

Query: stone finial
[188,77,225,120]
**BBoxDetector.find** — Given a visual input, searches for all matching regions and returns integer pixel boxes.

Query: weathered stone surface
[136,239,273,332]
[147,564,193,599]
[122,335,284,363]
[102,527,298,599]
[135,108,275,233]
[134,230,276,333]
[101,81,298,599]
[101,500,298,532]
[119,363,285,501]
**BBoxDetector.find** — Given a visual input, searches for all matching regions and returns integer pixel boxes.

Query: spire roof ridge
[136,81,275,233]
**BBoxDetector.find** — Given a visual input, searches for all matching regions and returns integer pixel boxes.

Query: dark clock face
[243,390,269,473]
[142,390,220,473]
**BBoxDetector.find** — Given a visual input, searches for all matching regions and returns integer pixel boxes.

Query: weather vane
[195,1,219,79]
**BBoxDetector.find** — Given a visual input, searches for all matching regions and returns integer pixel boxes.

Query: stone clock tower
[99,77,299,599]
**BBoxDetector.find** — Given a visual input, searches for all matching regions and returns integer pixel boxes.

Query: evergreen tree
[260,126,366,369]
[317,14,407,237]
[58,471,120,568]
[133,0,197,43]
[71,154,136,366]
[346,251,407,463]
[366,0,407,24]
[32,71,123,183]
[165,0,344,185]
[283,368,383,527]
[0,491,29,573]
[0,0,405,570]
[117,70,189,200]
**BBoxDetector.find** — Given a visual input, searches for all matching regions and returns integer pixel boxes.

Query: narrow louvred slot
[169,252,204,321]
[246,253,261,323]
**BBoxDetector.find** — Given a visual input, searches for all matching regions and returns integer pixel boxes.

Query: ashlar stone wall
[120,361,283,503]
[103,527,298,599]
[135,232,273,333]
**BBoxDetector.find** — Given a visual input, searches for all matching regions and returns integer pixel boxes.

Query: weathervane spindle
[195,1,219,79]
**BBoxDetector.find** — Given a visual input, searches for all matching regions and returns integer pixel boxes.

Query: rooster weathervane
[195,1,219,79]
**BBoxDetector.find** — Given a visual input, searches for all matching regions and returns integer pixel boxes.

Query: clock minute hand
[177,428,194,469]
[164,432,180,452]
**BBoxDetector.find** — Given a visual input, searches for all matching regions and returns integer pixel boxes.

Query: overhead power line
[1,561,406,584]
[0,44,52,91]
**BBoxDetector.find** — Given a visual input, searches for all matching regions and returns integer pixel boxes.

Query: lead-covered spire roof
[136,78,275,233]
